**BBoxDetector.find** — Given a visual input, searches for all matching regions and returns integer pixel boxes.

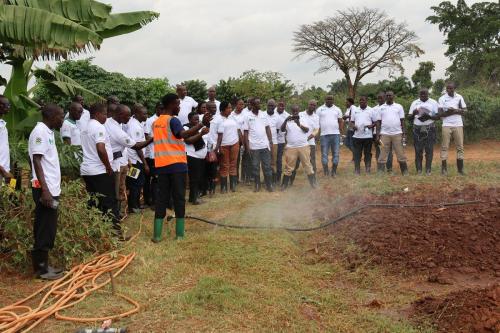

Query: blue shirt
[156,117,188,174]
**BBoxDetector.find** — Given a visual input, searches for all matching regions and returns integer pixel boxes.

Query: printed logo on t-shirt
[98,132,104,137]
[48,138,54,145]
[35,137,42,144]
[125,138,130,144]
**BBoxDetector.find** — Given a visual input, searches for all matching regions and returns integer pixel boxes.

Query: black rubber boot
[281,175,291,191]
[264,176,274,192]
[377,163,386,174]
[354,164,361,175]
[322,165,329,176]
[441,160,448,176]
[254,177,261,192]
[399,161,409,176]
[425,159,432,176]
[365,161,371,174]
[220,177,228,193]
[331,164,338,178]
[289,171,297,186]
[457,159,464,175]
[229,176,237,192]
[307,174,318,188]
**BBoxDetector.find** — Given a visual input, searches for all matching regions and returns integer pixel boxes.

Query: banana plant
[0,0,159,132]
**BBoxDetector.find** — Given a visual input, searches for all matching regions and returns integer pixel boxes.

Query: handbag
[206,151,218,163]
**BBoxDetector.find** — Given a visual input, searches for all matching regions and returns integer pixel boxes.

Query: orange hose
[0,214,144,333]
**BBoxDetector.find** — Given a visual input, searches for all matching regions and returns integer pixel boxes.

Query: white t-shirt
[230,111,246,131]
[28,122,61,196]
[344,106,357,122]
[127,117,146,164]
[202,113,222,149]
[65,108,90,132]
[60,118,81,146]
[299,111,319,145]
[105,118,136,171]
[80,119,113,176]
[351,106,377,139]
[144,114,158,159]
[409,98,439,126]
[178,96,199,125]
[262,111,279,144]
[218,116,240,146]
[438,93,467,127]
[0,119,10,173]
[377,103,405,135]
[183,126,208,159]
[317,104,343,135]
[276,111,290,144]
[285,115,310,148]
[242,111,270,150]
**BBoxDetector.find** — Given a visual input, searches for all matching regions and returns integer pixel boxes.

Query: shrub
[0,180,118,272]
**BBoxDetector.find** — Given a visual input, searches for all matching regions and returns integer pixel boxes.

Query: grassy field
[2,142,499,332]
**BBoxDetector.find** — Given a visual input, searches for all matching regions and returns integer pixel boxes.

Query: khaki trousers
[284,146,314,176]
[378,134,407,163]
[271,144,278,173]
[441,126,464,160]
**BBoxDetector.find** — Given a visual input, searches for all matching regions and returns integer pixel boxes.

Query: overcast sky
[1,0,482,91]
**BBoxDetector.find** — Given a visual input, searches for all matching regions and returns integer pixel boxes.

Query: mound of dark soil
[318,186,500,277]
[412,284,500,333]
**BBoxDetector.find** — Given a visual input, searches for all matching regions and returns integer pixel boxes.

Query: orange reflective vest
[153,115,187,168]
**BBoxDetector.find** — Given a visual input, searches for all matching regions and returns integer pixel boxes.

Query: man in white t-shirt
[275,100,289,184]
[206,86,221,113]
[0,95,13,184]
[126,104,150,213]
[61,102,83,146]
[317,95,344,177]
[280,105,317,190]
[105,105,153,215]
[408,88,439,175]
[375,91,408,175]
[243,98,274,192]
[177,84,199,125]
[71,95,90,132]
[438,82,467,175]
[372,92,393,172]
[143,102,162,207]
[343,97,356,159]
[230,98,247,183]
[350,96,377,174]
[204,101,222,195]
[28,104,65,280]
[263,99,280,184]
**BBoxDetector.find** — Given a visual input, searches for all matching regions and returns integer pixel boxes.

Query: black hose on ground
[183,200,483,232]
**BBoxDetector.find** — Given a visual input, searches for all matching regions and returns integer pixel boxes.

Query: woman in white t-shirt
[184,112,209,205]
[215,102,242,193]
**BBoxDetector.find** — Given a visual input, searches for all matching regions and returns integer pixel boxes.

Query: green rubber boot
[152,218,163,243]
[175,218,185,240]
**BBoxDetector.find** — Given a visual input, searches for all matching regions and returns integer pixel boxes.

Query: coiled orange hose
[0,215,144,333]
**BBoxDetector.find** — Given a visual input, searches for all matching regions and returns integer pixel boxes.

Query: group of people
[0,81,467,280]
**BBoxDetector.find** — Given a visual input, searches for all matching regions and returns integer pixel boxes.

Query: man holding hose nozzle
[152,93,212,242]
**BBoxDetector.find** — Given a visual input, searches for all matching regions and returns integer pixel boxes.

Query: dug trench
[304,184,499,333]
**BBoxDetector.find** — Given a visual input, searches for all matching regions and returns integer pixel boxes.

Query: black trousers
[155,173,186,219]
[126,162,145,210]
[241,150,253,181]
[294,145,317,174]
[32,188,58,255]
[206,160,218,184]
[143,158,157,205]
[187,156,205,203]
[353,138,373,169]
[250,148,272,182]
[83,174,120,227]
[276,143,286,177]
[413,125,436,171]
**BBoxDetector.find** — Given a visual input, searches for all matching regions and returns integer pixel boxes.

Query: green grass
[6,158,500,332]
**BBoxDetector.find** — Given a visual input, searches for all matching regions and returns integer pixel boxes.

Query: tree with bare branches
[293,8,424,98]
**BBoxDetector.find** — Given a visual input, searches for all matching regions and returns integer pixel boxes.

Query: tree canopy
[427,0,500,86]
[293,7,423,98]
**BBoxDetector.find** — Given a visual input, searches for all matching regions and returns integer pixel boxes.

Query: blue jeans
[320,134,340,167]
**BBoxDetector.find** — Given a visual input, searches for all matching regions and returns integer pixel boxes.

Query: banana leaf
[91,11,159,39]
